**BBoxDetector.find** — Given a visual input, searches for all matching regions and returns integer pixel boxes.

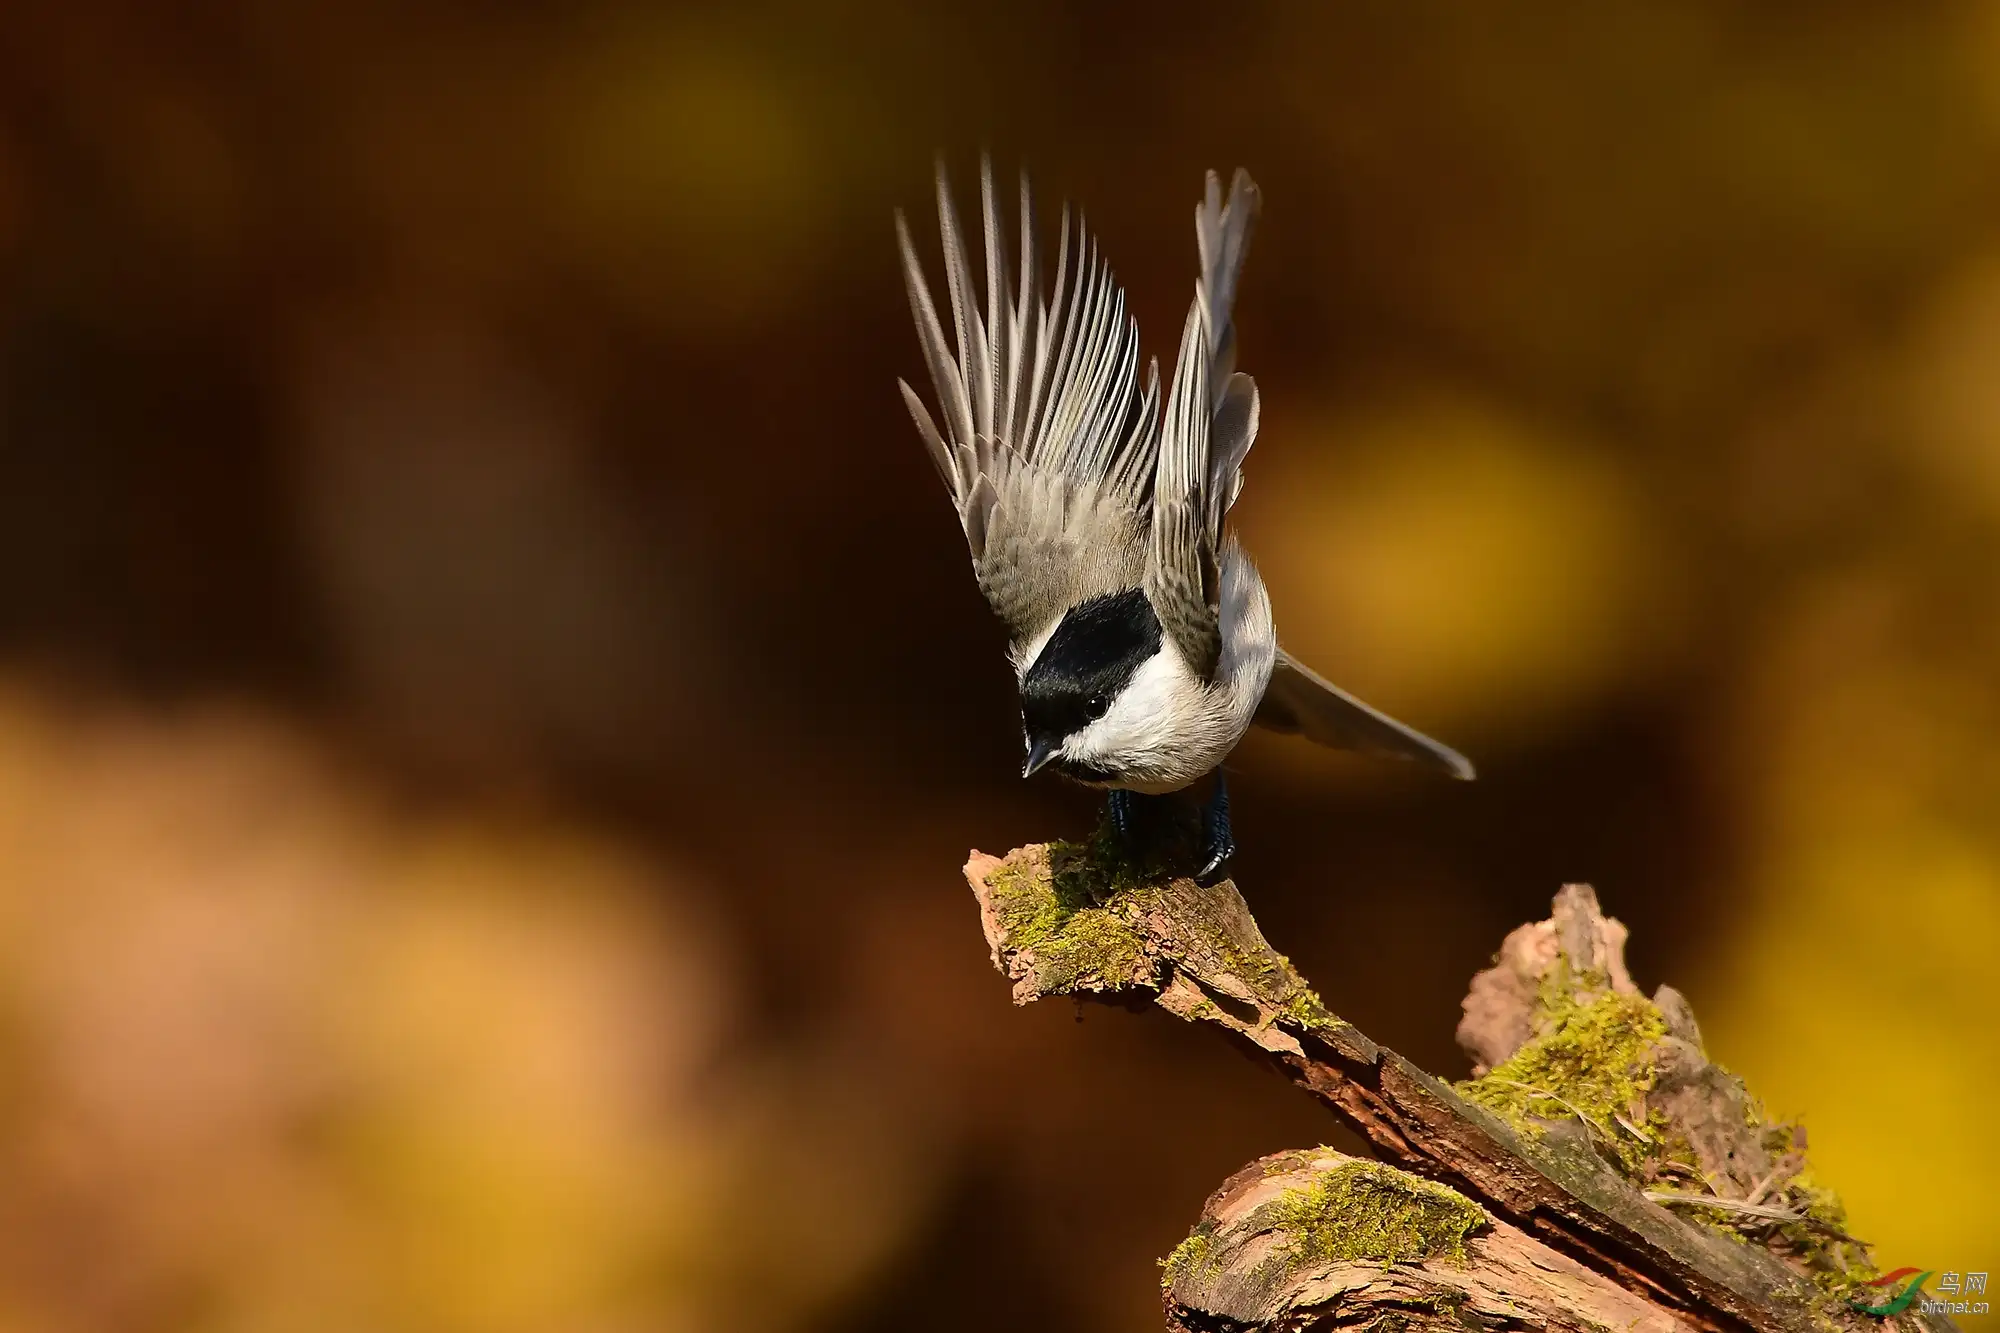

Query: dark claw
[1194,771,1235,886]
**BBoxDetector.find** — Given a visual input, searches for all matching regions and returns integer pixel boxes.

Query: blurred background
[0,2,1995,1329]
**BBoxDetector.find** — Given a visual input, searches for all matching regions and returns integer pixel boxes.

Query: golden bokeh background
[0,2,1994,1329]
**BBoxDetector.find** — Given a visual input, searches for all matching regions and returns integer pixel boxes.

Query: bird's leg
[1194,770,1236,886]
[1106,787,1174,849]
[1106,788,1141,843]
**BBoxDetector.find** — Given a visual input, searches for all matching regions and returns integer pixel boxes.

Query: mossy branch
[965,840,1958,1333]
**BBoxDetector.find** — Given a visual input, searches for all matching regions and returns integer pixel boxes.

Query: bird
[895,159,1473,884]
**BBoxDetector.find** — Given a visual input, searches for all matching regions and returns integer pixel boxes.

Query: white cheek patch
[1062,648,1192,766]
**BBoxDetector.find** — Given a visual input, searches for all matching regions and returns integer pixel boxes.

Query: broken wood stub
[1160,1146,1691,1332]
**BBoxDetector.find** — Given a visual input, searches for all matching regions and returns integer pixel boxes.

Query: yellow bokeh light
[1243,392,1682,736]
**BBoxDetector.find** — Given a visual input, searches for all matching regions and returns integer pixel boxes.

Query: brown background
[0,2,1993,1330]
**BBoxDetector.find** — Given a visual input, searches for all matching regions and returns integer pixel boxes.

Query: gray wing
[1147,169,1263,681]
[896,159,1161,647]
[1254,649,1475,780]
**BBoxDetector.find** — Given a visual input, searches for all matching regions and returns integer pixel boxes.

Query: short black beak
[1022,737,1058,779]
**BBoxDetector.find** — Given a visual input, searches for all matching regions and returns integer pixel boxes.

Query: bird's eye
[1090,693,1108,711]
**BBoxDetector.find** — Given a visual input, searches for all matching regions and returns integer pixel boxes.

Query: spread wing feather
[1146,169,1263,679]
[1253,650,1476,779]
[898,161,1264,662]
[897,159,1160,646]
[1147,299,1221,676]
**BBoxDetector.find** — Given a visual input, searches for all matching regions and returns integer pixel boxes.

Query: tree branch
[965,838,1955,1333]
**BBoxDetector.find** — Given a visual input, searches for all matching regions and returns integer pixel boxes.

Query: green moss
[1785,1165,1880,1304]
[1789,1167,1852,1233]
[1050,825,1154,900]
[984,842,1157,994]
[1257,1159,1485,1270]
[1455,991,1667,1173]
[1536,955,1613,1017]
[1443,914,1880,1324]
[1159,1220,1219,1290]
[1715,1083,1876,1305]
[1279,987,1347,1035]
[1161,1157,1485,1294]
[985,828,1359,1045]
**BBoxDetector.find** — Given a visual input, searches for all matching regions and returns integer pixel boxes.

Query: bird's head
[1017,588,1165,784]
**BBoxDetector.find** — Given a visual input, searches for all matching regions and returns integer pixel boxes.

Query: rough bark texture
[966,838,1956,1333]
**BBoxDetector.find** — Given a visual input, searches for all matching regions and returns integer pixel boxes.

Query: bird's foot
[1106,781,1233,886]
[1194,771,1235,887]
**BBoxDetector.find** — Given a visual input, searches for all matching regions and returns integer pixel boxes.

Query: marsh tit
[896,161,1472,882]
